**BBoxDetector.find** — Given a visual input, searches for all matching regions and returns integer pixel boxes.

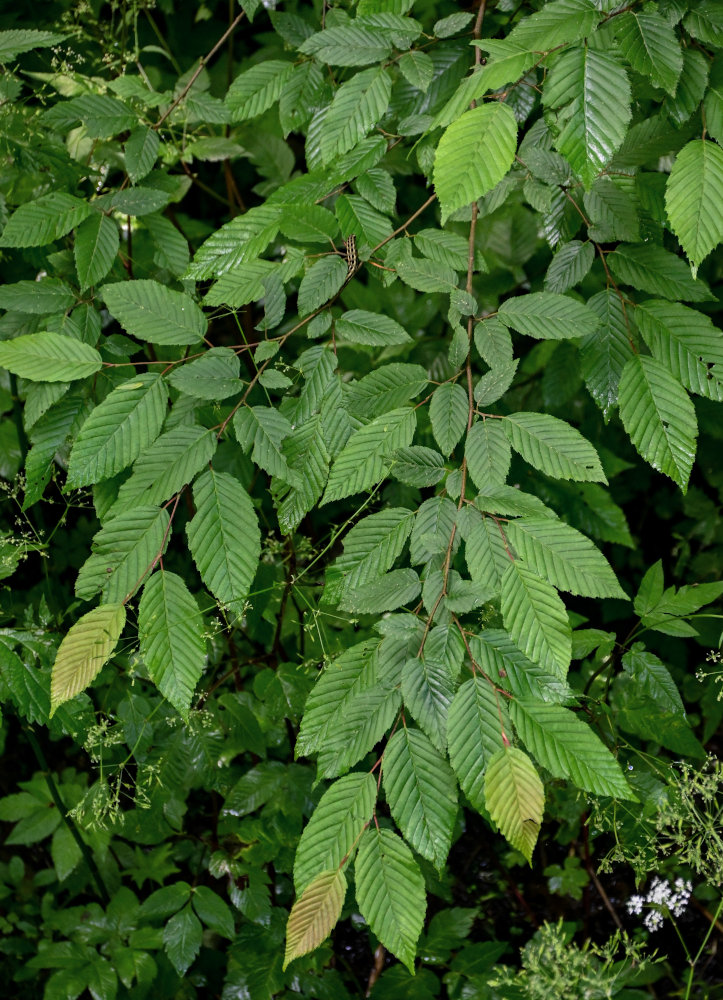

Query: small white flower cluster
[626,876,693,932]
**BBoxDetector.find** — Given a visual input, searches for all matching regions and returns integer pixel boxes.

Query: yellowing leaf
[284,869,346,969]
[50,604,126,714]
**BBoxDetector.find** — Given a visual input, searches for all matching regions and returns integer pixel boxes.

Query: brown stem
[365,945,386,997]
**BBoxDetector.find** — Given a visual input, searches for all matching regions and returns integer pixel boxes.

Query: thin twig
[155,10,246,129]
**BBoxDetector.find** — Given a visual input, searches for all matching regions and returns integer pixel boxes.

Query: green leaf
[447,677,509,812]
[273,418,330,532]
[663,48,708,126]
[125,126,160,183]
[665,139,723,273]
[685,2,723,48]
[299,16,421,67]
[414,229,473,271]
[472,630,574,705]
[0,278,75,314]
[510,700,636,800]
[279,204,339,244]
[485,747,544,864]
[506,0,600,50]
[102,280,207,345]
[355,827,426,973]
[322,407,416,504]
[74,213,119,291]
[319,68,392,165]
[608,243,713,303]
[543,47,631,187]
[383,727,457,870]
[297,255,348,315]
[111,425,217,513]
[473,362,518,408]
[430,383,468,456]
[44,93,136,138]
[336,194,392,248]
[204,260,278,309]
[75,505,169,604]
[614,10,682,96]
[327,507,414,602]
[434,103,518,223]
[284,869,346,970]
[395,256,458,292]
[0,192,92,248]
[67,374,168,488]
[347,364,427,419]
[163,904,202,976]
[138,570,206,720]
[0,333,101,383]
[401,657,455,752]
[50,603,125,714]
[336,310,410,347]
[501,562,571,678]
[0,28,65,61]
[465,420,511,490]
[387,446,445,487]
[544,240,595,294]
[192,886,235,939]
[294,773,376,892]
[579,288,634,419]
[226,60,294,121]
[166,347,243,400]
[186,469,260,619]
[635,300,723,401]
[398,50,434,91]
[410,496,457,565]
[339,568,421,614]
[618,354,697,491]
[505,518,627,600]
[187,204,281,280]
[503,412,606,483]
[462,512,511,593]
[235,406,299,485]
[498,292,599,340]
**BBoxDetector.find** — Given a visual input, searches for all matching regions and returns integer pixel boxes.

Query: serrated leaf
[410,496,457,565]
[510,699,636,800]
[447,676,510,812]
[102,280,207,345]
[75,505,169,603]
[434,103,518,223]
[430,383,468,456]
[608,243,713,304]
[319,68,391,165]
[635,300,723,401]
[472,630,573,705]
[505,518,627,600]
[465,420,511,490]
[284,869,346,969]
[387,446,445,487]
[0,278,75,315]
[665,139,723,273]
[192,886,235,939]
[579,288,634,419]
[485,747,544,864]
[273,418,330,533]
[498,292,599,340]
[186,204,281,280]
[67,374,167,488]
[163,905,202,975]
[226,60,294,121]
[618,354,697,491]
[0,333,101,383]
[235,406,299,486]
[544,240,595,294]
[125,126,160,183]
[401,657,455,752]
[348,364,427,419]
[614,10,682,96]
[297,255,348,315]
[279,204,339,244]
[339,568,420,614]
[463,513,511,593]
[501,562,571,678]
[294,773,376,893]
[111,425,217,513]
[383,727,457,870]
[44,94,136,138]
[543,47,631,187]
[299,15,421,67]
[336,310,410,347]
[395,256,458,292]
[138,570,206,720]
[503,412,606,483]
[0,28,66,61]
[473,362,518,408]
[336,194,392,248]
[398,49,434,91]
[355,827,426,973]
[322,406,416,504]
[475,317,514,368]
[74,213,119,291]
[506,0,600,49]
[186,469,260,619]
[167,347,243,400]
[327,507,414,602]
[50,603,125,714]
[0,192,92,248]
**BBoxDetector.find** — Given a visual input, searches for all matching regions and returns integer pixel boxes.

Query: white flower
[644,910,664,933]
[626,894,644,915]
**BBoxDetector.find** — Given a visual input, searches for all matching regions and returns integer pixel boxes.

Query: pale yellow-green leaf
[284,869,346,969]
[484,746,544,864]
[50,604,126,714]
